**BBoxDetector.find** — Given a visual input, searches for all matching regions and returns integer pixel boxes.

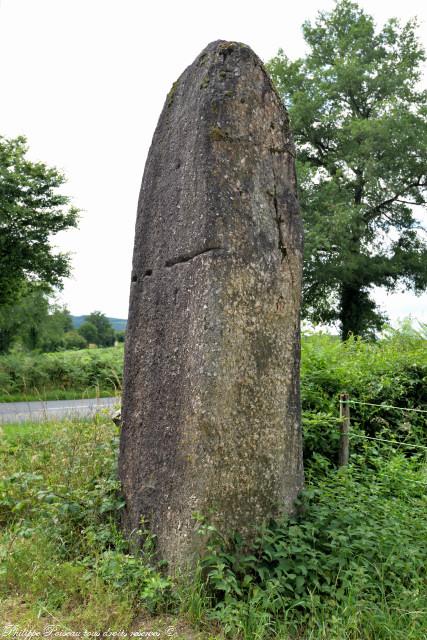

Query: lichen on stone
[209,126,230,142]
[167,80,178,108]
[200,75,210,89]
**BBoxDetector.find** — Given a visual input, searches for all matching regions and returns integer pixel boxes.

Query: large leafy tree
[87,311,115,347]
[0,135,79,307]
[268,0,427,338]
[78,320,99,346]
[79,311,115,347]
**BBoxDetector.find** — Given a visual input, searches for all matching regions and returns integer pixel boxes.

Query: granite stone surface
[119,40,304,572]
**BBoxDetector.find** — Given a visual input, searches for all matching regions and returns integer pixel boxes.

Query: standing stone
[119,40,304,572]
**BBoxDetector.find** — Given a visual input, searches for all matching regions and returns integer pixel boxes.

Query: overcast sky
[0,0,426,325]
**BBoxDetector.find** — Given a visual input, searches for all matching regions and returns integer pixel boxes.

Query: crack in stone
[165,247,225,267]
[209,131,296,159]
[271,164,298,309]
[269,145,296,158]
[272,183,287,263]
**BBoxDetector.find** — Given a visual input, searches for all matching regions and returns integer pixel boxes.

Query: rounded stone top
[200,39,261,57]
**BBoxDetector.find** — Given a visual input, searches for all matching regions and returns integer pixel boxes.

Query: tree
[115,329,125,343]
[268,0,427,338]
[40,305,74,352]
[78,321,99,345]
[78,313,115,347]
[0,135,79,307]
[0,283,74,353]
[84,311,115,347]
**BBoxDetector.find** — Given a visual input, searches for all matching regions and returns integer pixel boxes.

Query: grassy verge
[1,415,426,638]
[0,418,211,638]
[0,388,119,403]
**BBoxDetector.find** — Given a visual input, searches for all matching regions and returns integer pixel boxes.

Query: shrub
[62,330,88,350]
[301,331,427,470]
[0,345,123,399]
[199,456,427,638]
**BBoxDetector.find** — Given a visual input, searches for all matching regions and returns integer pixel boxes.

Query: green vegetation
[1,330,426,637]
[0,134,123,355]
[199,460,427,639]
[0,346,123,402]
[0,135,79,309]
[0,144,83,352]
[0,418,172,634]
[0,285,76,354]
[268,0,427,338]
[78,310,116,347]
[0,295,124,355]
[301,323,427,466]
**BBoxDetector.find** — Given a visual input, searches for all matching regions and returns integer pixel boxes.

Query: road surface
[0,396,119,424]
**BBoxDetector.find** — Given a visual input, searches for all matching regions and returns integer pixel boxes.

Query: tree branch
[365,177,427,220]
[395,198,426,206]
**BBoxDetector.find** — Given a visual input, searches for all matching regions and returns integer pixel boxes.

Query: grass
[1,330,426,638]
[0,417,219,638]
[0,388,118,403]
[1,421,427,637]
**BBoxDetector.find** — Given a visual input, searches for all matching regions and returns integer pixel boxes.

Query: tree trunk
[339,283,364,339]
[339,171,365,340]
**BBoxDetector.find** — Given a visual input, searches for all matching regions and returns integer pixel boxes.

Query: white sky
[0,0,426,324]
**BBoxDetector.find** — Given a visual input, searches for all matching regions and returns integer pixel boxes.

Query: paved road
[0,396,119,424]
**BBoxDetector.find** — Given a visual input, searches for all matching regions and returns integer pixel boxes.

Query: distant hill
[71,316,127,331]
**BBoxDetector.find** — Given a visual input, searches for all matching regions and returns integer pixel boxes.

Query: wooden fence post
[339,393,350,467]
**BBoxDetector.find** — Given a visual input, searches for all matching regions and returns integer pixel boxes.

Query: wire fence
[349,433,427,451]
[336,394,427,466]
[347,399,427,414]
[327,395,427,488]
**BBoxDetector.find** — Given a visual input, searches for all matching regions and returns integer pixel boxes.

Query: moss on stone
[200,75,210,89]
[209,126,229,142]
[167,81,178,108]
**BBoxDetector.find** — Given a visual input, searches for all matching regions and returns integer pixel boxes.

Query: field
[0,329,426,638]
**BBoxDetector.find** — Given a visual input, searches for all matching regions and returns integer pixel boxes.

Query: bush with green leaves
[301,328,427,470]
[62,330,88,351]
[0,345,123,401]
[198,455,427,638]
